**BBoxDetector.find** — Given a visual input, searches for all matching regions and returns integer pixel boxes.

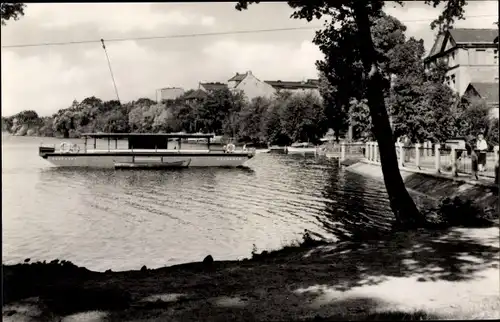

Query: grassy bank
[3,225,499,322]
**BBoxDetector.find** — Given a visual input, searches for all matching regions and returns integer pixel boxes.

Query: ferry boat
[38,133,255,169]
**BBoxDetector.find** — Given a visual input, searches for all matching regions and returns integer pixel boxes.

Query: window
[475,49,486,64]
[445,75,451,86]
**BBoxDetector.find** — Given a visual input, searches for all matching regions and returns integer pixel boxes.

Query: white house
[227,71,276,101]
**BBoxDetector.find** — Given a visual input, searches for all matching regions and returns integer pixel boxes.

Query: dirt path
[3,227,499,321]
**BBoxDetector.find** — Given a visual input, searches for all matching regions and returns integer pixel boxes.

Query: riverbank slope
[345,161,498,210]
[3,227,499,321]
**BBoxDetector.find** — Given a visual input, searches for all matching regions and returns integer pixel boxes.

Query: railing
[363,141,499,182]
[323,142,365,159]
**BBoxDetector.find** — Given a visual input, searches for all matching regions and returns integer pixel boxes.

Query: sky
[1,1,498,117]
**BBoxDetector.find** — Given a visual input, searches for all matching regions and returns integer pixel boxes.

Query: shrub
[424,196,495,228]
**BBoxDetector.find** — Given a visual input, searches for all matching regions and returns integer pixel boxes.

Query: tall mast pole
[100,39,121,103]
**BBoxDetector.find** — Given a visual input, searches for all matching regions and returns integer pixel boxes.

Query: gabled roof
[264,80,319,90]
[449,28,498,44]
[184,89,207,100]
[228,73,247,82]
[426,28,498,60]
[466,82,499,105]
[200,82,228,91]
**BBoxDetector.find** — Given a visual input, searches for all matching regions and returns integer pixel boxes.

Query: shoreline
[3,227,499,321]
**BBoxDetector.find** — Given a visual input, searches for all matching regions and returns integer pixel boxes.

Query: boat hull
[41,151,253,168]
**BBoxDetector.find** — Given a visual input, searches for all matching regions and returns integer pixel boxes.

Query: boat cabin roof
[81,133,215,139]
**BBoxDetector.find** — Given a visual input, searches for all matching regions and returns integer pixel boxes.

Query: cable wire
[1,14,497,49]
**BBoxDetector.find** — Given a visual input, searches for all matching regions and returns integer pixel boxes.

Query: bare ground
[3,226,499,322]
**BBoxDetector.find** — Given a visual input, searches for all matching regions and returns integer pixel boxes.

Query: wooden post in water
[94,137,97,150]
[115,138,118,150]
[415,143,421,169]
[340,143,346,161]
[84,137,88,153]
[107,137,110,152]
[434,144,441,173]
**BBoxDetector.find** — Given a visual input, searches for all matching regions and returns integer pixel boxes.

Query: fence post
[340,143,346,161]
[451,146,457,177]
[415,143,421,169]
[365,142,370,159]
[434,144,441,173]
[398,144,404,168]
[374,142,379,163]
[494,146,499,184]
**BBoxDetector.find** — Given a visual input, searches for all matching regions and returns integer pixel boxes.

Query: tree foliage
[1,3,26,26]
[3,89,329,146]
[235,0,468,229]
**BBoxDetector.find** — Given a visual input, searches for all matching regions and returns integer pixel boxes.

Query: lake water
[2,134,396,272]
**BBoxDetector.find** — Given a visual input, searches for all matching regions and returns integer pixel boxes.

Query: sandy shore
[3,227,499,321]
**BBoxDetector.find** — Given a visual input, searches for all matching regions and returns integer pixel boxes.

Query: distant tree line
[1,90,328,146]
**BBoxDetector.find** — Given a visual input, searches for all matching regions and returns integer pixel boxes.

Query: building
[264,79,321,98]
[192,71,321,102]
[424,28,499,95]
[157,87,185,102]
[183,89,208,104]
[199,82,228,93]
[463,82,499,118]
[226,71,276,100]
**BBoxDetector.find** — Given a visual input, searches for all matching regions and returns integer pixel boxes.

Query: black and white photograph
[1,1,499,321]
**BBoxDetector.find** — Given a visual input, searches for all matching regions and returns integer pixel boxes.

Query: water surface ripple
[2,135,414,271]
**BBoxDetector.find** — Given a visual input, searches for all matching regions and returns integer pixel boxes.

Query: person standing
[403,135,411,163]
[476,134,488,172]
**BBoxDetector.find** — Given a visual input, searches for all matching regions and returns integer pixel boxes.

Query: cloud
[25,3,216,32]
[384,1,498,54]
[1,1,498,116]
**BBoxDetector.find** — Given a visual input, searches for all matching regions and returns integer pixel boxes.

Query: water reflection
[318,164,394,241]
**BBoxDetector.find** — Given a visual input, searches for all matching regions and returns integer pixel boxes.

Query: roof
[81,133,215,139]
[159,87,183,91]
[184,89,207,100]
[306,79,320,85]
[265,80,319,90]
[200,82,228,91]
[449,28,498,44]
[228,73,247,82]
[467,82,499,105]
[426,28,498,60]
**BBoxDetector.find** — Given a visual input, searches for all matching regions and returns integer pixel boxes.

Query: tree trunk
[353,4,425,228]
